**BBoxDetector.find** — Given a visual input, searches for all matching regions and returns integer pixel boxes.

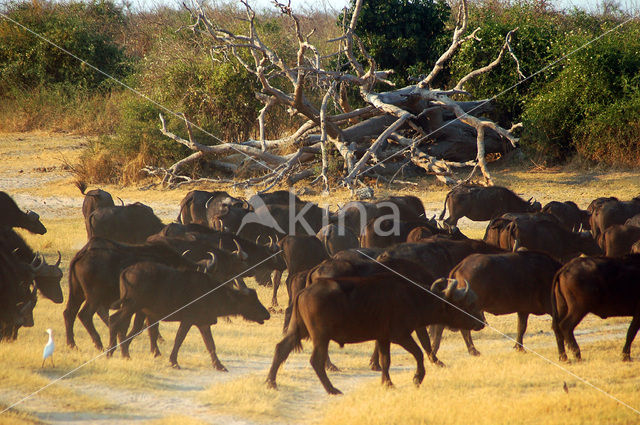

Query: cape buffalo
[108,262,270,369]
[431,251,562,356]
[316,224,359,256]
[484,213,601,262]
[542,201,590,231]
[266,274,484,394]
[0,191,46,235]
[76,181,115,237]
[1,229,63,303]
[552,254,640,362]
[64,237,197,350]
[177,190,247,226]
[88,202,164,244]
[602,224,640,257]
[439,185,541,227]
[590,197,640,247]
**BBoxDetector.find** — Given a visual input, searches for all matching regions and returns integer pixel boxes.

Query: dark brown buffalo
[177,190,247,226]
[542,201,590,231]
[587,196,618,215]
[439,185,541,227]
[76,181,115,237]
[333,196,425,235]
[276,235,328,308]
[551,255,640,362]
[590,197,640,247]
[332,201,378,234]
[150,226,284,287]
[316,224,359,256]
[485,213,601,263]
[0,191,46,235]
[239,203,329,237]
[145,233,249,282]
[360,217,442,249]
[88,202,164,244]
[64,237,197,350]
[108,262,270,369]
[603,224,640,257]
[266,274,484,394]
[1,228,63,303]
[0,238,38,340]
[248,190,303,207]
[431,251,562,357]
[378,238,504,278]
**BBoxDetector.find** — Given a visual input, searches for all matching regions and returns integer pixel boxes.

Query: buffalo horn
[205,196,214,210]
[55,251,61,267]
[206,252,217,273]
[268,236,277,252]
[234,240,248,261]
[256,235,262,245]
[117,197,124,206]
[430,278,448,293]
[181,250,191,257]
[527,197,533,204]
[512,239,520,252]
[31,253,45,272]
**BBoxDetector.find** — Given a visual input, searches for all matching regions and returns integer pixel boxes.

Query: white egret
[42,328,54,368]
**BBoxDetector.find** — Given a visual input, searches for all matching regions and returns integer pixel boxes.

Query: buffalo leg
[416,327,445,367]
[283,304,293,333]
[325,354,340,372]
[77,302,103,350]
[169,322,192,369]
[197,325,228,371]
[377,340,393,387]
[394,334,425,386]
[429,324,444,356]
[461,330,481,356]
[146,317,161,357]
[107,309,127,358]
[271,270,283,307]
[63,294,84,349]
[558,309,587,361]
[310,338,341,395]
[119,312,146,357]
[514,312,529,352]
[369,343,381,371]
[266,331,303,389]
[96,305,109,326]
[622,314,640,362]
[552,316,567,362]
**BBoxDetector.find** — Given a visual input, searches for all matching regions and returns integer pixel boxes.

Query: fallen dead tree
[145,0,523,191]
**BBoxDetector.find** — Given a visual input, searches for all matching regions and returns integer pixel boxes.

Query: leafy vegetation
[0,0,639,182]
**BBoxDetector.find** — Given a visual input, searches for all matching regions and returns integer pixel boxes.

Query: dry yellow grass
[1,132,640,424]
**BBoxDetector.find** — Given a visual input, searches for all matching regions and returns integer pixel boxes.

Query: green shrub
[0,0,131,92]
[340,0,451,86]
[522,23,640,162]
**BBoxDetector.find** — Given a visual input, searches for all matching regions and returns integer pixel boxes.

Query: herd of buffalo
[1,181,640,394]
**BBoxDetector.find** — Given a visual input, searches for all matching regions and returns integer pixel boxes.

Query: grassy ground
[1,132,640,424]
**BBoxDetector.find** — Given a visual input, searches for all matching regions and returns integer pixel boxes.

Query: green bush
[341,0,451,86]
[522,23,640,162]
[0,0,131,92]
